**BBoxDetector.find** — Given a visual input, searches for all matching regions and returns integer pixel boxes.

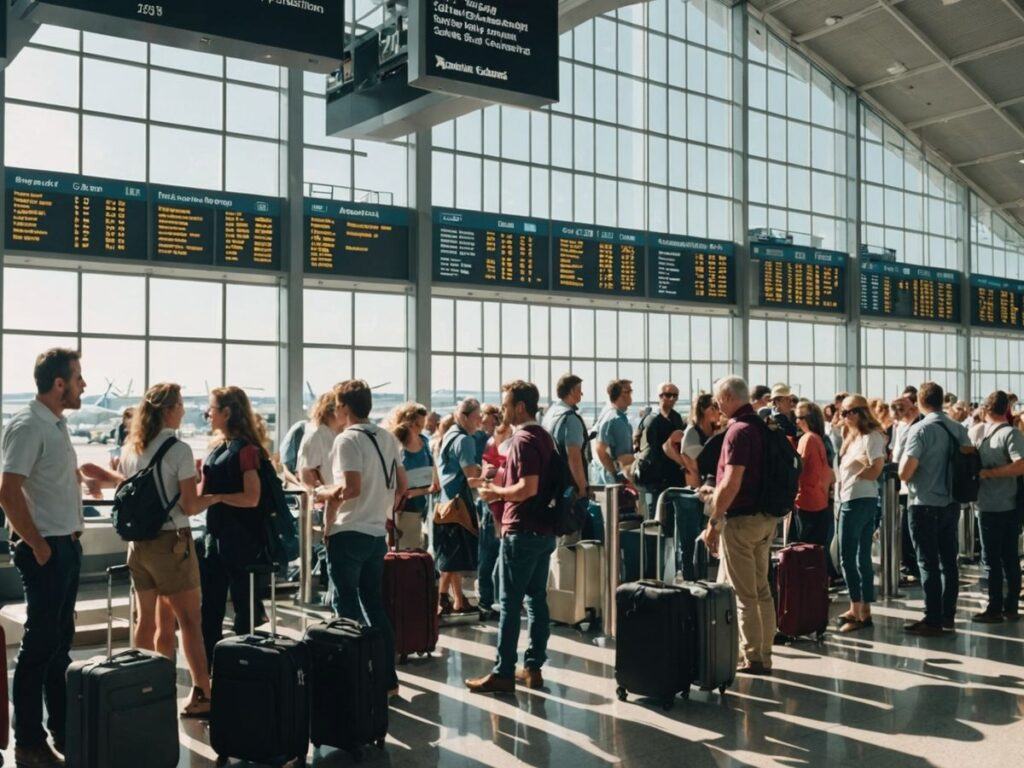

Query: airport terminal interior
[0,0,1022,766]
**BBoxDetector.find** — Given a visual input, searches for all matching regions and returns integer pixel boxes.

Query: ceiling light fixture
[825,15,842,26]
[1018,158,1024,165]
[886,61,908,76]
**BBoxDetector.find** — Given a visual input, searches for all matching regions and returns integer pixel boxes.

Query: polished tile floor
[5,569,1023,767]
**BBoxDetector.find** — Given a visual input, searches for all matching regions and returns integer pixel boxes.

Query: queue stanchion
[600,484,621,639]
[299,490,314,605]
[880,463,902,599]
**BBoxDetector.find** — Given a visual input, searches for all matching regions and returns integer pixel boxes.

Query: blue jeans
[494,533,557,678]
[671,496,704,581]
[839,498,876,603]
[908,504,960,627]
[326,531,397,689]
[977,510,1022,614]
[477,501,501,610]
[13,536,81,748]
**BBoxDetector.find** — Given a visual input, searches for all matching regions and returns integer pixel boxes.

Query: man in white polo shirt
[0,349,88,768]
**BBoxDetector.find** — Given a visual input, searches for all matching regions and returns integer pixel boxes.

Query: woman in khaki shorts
[83,382,221,717]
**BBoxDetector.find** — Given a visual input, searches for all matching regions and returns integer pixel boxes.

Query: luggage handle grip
[639,520,662,580]
[106,565,134,659]
[249,563,277,637]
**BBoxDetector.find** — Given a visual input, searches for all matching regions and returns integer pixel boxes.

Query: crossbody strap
[348,427,398,489]
[147,436,182,510]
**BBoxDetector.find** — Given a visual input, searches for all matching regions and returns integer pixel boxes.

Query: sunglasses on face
[840,408,862,418]
[659,392,679,399]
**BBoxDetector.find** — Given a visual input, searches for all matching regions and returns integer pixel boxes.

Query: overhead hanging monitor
[11,0,346,72]
[752,242,847,314]
[970,274,1024,331]
[552,222,645,298]
[304,200,410,281]
[647,234,736,305]
[860,260,960,324]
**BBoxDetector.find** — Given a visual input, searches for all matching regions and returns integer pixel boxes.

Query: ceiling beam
[794,0,908,44]
[764,0,801,12]
[859,33,1024,91]
[955,147,1024,169]
[877,0,1024,166]
[906,94,1024,130]
[998,199,1024,210]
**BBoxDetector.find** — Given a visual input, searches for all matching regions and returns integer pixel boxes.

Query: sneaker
[972,611,1004,624]
[465,673,515,694]
[904,620,945,637]
[515,667,544,689]
[15,743,65,768]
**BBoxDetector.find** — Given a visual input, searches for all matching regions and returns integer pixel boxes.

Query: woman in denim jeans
[835,395,887,633]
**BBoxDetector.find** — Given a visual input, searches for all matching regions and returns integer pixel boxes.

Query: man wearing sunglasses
[633,384,686,523]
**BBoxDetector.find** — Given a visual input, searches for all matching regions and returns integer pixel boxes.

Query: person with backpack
[80,383,222,718]
[699,376,780,676]
[891,394,924,580]
[589,379,636,486]
[764,383,798,438]
[434,398,483,616]
[198,386,269,670]
[898,381,972,636]
[542,374,590,498]
[968,391,1024,623]
[632,382,685,496]
[833,395,885,633]
[318,380,406,696]
[466,380,558,694]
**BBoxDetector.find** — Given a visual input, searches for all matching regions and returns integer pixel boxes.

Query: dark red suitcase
[383,547,439,664]
[773,543,829,641]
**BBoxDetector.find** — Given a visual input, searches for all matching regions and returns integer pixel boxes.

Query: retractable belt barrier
[879,463,902,599]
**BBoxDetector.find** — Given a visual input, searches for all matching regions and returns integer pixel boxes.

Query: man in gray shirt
[968,390,1024,623]
[899,381,971,637]
[0,349,88,768]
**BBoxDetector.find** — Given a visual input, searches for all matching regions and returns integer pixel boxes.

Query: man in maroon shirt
[699,375,776,676]
[466,380,556,694]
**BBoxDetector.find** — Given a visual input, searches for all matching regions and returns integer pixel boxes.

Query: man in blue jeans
[320,380,407,696]
[899,381,971,637]
[466,380,557,693]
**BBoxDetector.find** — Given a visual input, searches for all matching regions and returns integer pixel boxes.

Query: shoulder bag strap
[349,427,398,489]
[147,436,182,509]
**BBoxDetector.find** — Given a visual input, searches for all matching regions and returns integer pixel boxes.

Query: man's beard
[62,391,81,410]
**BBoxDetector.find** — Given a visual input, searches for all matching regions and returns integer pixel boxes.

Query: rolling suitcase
[548,539,604,630]
[210,564,310,767]
[615,521,695,710]
[383,542,439,663]
[305,617,389,756]
[773,543,829,642]
[66,565,178,768]
[682,579,737,695]
[395,510,425,550]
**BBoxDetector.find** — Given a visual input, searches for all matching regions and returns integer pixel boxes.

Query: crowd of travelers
[1,346,1021,766]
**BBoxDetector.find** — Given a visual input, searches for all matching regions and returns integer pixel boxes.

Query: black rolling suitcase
[615,520,695,710]
[305,617,389,757]
[682,579,738,695]
[210,564,310,767]
[66,565,179,768]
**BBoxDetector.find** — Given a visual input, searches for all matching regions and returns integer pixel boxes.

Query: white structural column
[411,129,434,407]
[280,67,306,429]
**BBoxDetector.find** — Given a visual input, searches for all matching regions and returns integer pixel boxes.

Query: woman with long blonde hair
[835,394,886,633]
[80,382,221,716]
[388,402,439,549]
[200,386,267,668]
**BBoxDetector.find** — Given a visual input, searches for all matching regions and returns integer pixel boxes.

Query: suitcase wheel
[718,684,728,695]
[616,686,627,702]
[679,688,690,701]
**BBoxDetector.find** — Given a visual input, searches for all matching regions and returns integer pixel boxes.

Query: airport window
[432,297,732,421]
[749,319,845,402]
[860,106,963,270]
[1,267,280,462]
[972,335,1024,399]
[971,195,1024,280]
[860,327,960,399]
[302,287,410,417]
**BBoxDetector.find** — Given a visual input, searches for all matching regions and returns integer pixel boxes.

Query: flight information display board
[970,274,1024,331]
[151,187,281,270]
[753,243,847,313]
[5,168,147,259]
[552,222,645,298]
[433,209,550,290]
[860,260,960,323]
[304,200,410,280]
[648,234,735,305]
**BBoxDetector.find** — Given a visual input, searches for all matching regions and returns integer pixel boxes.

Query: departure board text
[433,209,550,290]
[753,243,847,313]
[648,234,735,305]
[970,274,1024,331]
[553,222,645,297]
[860,260,960,323]
[305,200,410,280]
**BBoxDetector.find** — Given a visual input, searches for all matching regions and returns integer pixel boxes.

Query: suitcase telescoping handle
[106,564,132,660]
[639,519,663,581]
[654,487,692,528]
[247,562,277,636]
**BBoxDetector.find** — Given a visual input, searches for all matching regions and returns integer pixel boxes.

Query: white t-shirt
[119,429,198,530]
[837,431,886,503]
[297,423,336,485]
[329,423,401,537]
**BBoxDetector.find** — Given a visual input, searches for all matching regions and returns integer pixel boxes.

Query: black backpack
[940,422,981,504]
[112,437,181,542]
[531,427,585,536]
[551,408,593,467]
[741,415,802,517]
[257,455,298,565]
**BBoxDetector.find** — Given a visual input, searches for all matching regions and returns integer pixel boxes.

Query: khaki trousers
[717,513,777,667]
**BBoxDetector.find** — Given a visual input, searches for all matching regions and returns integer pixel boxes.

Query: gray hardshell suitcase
[65,565,179,768]
[683,580,738,695]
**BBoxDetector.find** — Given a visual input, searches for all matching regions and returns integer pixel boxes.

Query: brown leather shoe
[465,673,515,694]
[15,743,65,768]
[515,667,544,689]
